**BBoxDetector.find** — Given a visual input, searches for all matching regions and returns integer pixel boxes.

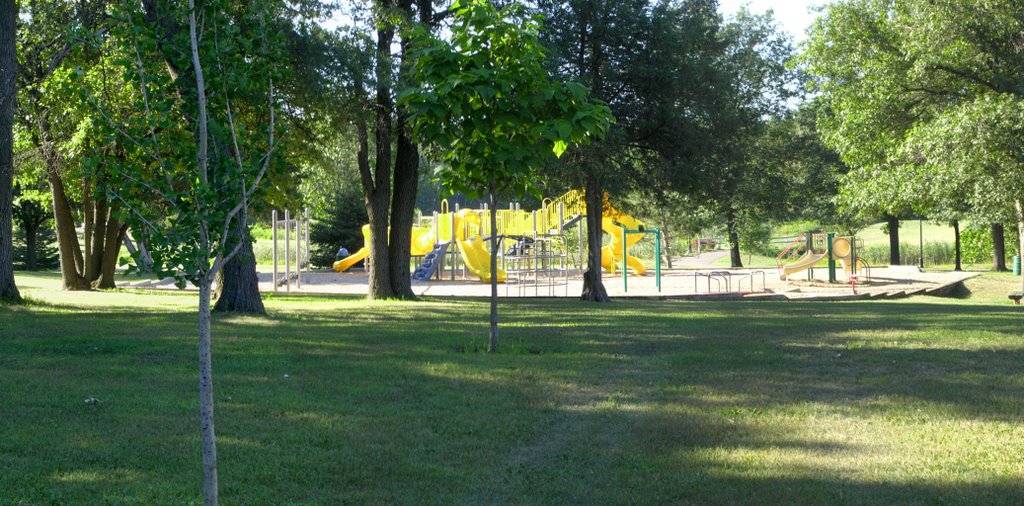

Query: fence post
[284,209,291,293]
[272,210,278,292]
[305,208,310,274]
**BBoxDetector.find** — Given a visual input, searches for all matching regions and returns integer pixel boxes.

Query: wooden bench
[1009,292,1023,305]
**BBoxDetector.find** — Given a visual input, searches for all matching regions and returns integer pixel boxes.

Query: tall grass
[859,241,956,267]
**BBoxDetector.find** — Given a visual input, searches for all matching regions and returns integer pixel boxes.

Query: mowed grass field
[2,272,1023,504]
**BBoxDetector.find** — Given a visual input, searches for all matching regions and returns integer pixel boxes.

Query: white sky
[718,0,833,44]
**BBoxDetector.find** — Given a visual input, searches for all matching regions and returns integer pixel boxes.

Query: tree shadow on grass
[3,297,1024,503]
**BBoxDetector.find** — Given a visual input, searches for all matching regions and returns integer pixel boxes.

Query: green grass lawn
[2,272,1023,504]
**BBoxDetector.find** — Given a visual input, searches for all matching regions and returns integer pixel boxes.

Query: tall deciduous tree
[0,0,20,302]
[402,0,611,351]
[534,0,721,299]
[316,1,441,300]
[139,0,270,314]
[697,8,796,267]
[14,0,116,291]
[803,0,1024,276]
[88,1,284,502]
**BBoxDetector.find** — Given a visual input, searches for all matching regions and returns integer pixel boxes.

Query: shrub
[12,190,59,270]
[309,188,368,268]
[250,223,273,241]
[740,221,780,257]
[1006,225,1020,258]
[960,226,991,266]
[13,222,59,270]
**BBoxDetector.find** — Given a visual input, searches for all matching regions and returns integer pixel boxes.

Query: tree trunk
[47,167,90,290]
[359,19,396,300]
[387,114,418,300]
[197,277,219,506]
[365,199,393,298]
[0,0,17,302]
[85,193,108,283]
[83,195,126,288]
[952,220,962,272]
[487,182,499,353]
[885,213,901,266]
[213,212,265,314]
[992,223,1007,271]
[24,219,38,270]
[127,233,155,273]
[726,209,742,268]
[35,108,89,290]
[580,174,609,302]
[96,219,125,289]
[385,0,428,300]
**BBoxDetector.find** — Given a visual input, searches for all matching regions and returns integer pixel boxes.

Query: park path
[673,249,730,268]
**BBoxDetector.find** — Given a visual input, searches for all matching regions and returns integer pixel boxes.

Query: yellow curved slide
[455,210,506,283]
[457,237,507,283]
[600,214,647,275]
[781,251,827,279]
[333,247,368,272]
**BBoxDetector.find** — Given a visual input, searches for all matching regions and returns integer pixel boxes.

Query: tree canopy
[401,0,612,351]
[802,0,1024,285]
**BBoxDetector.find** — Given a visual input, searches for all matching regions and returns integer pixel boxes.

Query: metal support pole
[295,211,302,289]
[272,210,278,292]
[919,217,924,268]
[451,206,458,280]
[851,235,858,274]
[622,227,628,293]
[305,208,311,274]
[806,232,814,282]
[284,209,291,293]
[655,229,661,292]
[827,232,836,283]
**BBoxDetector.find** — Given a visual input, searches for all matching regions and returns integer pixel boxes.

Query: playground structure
[332,189,661,292]
[776,232,871,287]
[270,209,311,292]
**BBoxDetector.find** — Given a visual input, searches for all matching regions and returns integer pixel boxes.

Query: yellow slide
[333,247,368,272]
[455,210,506,283]
[600,211,647,275]
[333,224,436,272]
[780,251,827,279]
[333,224,373,272]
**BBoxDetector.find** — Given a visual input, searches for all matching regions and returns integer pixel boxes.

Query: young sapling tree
[400,0,612,352]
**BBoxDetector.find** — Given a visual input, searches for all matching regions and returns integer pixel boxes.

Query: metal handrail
[736,270,767,293]
[776,234,807,272]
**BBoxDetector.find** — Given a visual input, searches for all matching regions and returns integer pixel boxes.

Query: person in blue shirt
[336,246,350,260]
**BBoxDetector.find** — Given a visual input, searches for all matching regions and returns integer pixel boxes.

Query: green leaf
[553,140,568,158]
